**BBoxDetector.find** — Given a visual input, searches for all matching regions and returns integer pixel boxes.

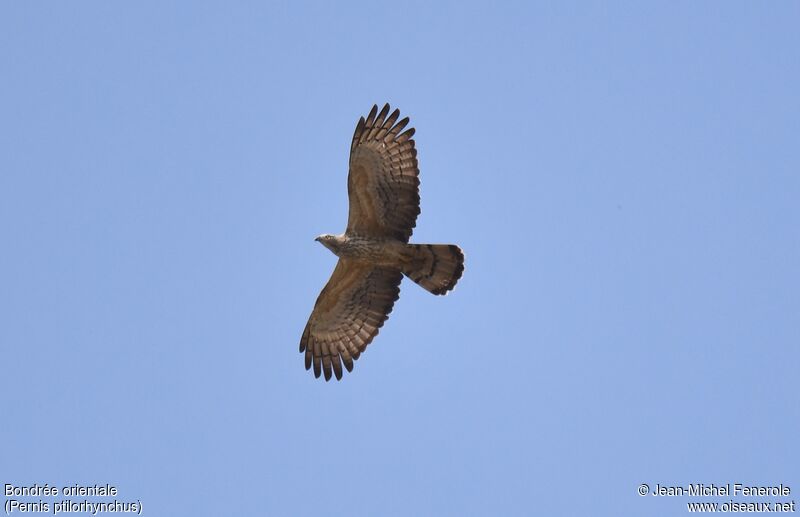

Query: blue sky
[1,2,798,516]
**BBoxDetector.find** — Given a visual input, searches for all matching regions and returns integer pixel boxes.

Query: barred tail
[401,244,464,295]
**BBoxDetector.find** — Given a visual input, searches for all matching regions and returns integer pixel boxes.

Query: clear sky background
[2,2,798,516]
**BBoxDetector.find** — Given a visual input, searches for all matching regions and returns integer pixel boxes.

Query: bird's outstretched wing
[347,103,420,242]
[300,260,403,381]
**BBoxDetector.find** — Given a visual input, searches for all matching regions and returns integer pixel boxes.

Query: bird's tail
[401,244,464,295]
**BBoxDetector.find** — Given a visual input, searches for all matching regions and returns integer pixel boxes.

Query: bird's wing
[300,259,403,381]
[347,103,420,242]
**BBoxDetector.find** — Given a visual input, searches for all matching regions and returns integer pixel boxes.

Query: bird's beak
[314,237,320,242]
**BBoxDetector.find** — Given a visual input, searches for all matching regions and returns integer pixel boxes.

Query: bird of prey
[300,104,464,381]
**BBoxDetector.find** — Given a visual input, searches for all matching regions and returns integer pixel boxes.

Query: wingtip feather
[365,104,378,126]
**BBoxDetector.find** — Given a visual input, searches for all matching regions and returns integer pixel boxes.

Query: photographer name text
[648,483,790,497]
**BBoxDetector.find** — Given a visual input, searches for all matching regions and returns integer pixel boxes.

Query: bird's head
[315,234,341,255]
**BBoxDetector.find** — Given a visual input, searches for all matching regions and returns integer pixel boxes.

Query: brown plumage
[300,104,464,381]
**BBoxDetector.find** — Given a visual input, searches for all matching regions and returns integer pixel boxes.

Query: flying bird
[300,104,464,381]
